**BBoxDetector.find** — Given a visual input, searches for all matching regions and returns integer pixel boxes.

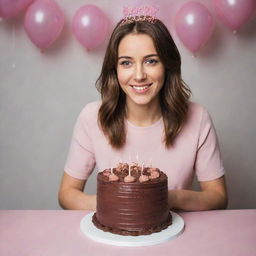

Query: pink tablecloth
[0,210,255,256]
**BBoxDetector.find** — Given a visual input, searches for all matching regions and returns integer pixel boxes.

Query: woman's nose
[134,65,147,82]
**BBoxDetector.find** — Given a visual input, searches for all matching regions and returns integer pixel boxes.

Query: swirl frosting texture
[92,165,172,236]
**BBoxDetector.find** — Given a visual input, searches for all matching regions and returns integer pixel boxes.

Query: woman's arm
[58,172,96,210]
[168,176,228,211]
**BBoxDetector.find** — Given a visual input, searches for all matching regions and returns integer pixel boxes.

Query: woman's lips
[130,83,152,93]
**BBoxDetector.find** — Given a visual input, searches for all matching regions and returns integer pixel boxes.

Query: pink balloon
[213,0,255,31]
[72,4,109,51]
[24,0,64,50]
[0,0,33,19]
[174,1,215,54]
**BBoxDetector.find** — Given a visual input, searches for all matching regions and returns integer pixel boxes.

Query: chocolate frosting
[93,167,172,236]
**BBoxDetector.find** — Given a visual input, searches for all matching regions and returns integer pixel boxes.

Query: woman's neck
[125,99,162,127]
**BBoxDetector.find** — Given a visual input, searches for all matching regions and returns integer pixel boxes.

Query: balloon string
[12,21,16,68]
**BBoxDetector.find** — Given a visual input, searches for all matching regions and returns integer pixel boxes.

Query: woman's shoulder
[187,101,213,127]
[188,101,209,117]
[78,100,101,122]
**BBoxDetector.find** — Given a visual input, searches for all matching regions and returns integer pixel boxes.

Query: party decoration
[139,163,150,183]
[121,6,159,24]
[174,1,215,54]
[213,0,255,32]
[24,0,64,50]
[124,163,136,183]
[72,4,109,51]
[0,0,33,19]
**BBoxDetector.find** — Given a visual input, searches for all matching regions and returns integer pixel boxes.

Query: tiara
[121,6,159,25]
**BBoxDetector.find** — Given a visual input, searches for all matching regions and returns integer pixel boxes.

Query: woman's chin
[128,98,152,107]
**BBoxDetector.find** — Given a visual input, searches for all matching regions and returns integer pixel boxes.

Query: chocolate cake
[92,163,172,236]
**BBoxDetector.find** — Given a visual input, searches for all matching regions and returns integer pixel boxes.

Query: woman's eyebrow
[118,54,158,60]
[144,54,158,58]
[118,56,132,60]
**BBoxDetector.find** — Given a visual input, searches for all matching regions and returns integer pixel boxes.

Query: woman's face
[117,33,165,108]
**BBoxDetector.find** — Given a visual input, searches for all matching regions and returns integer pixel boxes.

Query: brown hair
[96,19,191,149]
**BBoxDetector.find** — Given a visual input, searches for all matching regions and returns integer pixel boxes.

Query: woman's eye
[120,60,131,66]
[145,59,158,65]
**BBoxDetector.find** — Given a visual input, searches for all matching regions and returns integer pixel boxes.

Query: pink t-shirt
[64,101,225,189]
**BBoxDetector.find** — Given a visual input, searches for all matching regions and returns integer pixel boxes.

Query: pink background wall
[0,0,256,209]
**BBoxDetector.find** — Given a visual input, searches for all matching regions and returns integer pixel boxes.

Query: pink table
[0,210,255,256]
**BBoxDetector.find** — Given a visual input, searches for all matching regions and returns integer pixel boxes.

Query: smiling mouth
[130,83,153,91]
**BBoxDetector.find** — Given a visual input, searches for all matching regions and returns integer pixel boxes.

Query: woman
[58,16,228,211]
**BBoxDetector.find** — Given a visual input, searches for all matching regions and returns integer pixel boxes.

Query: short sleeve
[195,108,225,182]
[64,107,96,180]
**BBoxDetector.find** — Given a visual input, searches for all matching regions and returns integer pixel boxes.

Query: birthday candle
[136,152,139,163]
[149,158,152,168]
[129,154,132,175]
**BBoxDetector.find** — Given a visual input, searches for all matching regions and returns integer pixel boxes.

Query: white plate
[80,211,185,247]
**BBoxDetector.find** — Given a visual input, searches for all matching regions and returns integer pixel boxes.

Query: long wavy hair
[96,19,191,149]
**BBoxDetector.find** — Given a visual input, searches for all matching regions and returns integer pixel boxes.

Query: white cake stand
[80,211,185,247]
